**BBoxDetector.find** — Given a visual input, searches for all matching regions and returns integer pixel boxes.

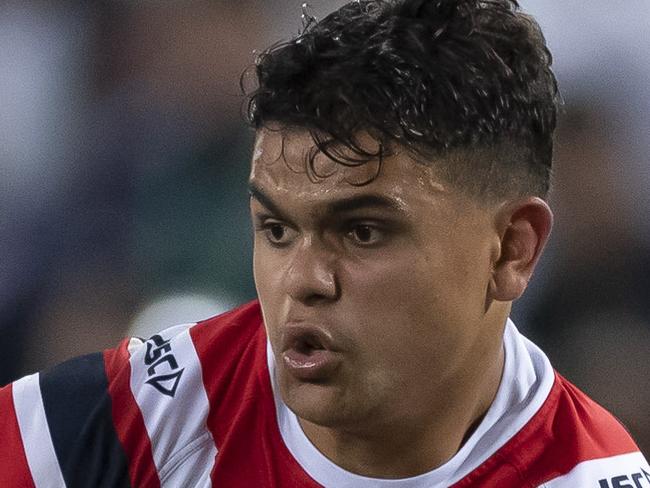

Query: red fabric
[1,300,642,486]
[191,301,322,487]
[0,383,36,488]
[105,341,161,488]
[452,373,639,487]
[192,301,641,487]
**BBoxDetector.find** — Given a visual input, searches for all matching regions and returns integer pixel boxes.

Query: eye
[347,224,385,246]
[261,221,296,246]
[269,224,285,241]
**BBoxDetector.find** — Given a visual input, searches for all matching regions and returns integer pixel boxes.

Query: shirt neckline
[266,319,554,488]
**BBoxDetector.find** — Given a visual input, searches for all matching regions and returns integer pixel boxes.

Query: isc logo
[599,469,650,488]
[143,334,185,397]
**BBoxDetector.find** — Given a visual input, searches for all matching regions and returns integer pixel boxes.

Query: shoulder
[0,350,132,486]
[190,298,265,365]
[0,299,267,487]
[453,324,648,488]
[106,299,267,482]
[103,299,264,412]
[118,299,265,400]
[459,325,648,488]
[512,372,649,487]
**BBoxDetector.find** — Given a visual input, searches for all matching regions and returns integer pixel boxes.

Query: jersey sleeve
[0,382,37,487]
[0,301,269,488]
[0,349,133,487]
[106,324,218,486]
[526,373,650,488]
[539,451,650,487]
[0,319,219,488]
[535,377,650,487]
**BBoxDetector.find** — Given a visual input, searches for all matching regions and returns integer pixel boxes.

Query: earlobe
[489,198,553,302]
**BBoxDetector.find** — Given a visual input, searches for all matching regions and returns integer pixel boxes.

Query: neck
[298,317,507,479]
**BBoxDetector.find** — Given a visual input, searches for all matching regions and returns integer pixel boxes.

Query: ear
[488,197,553,302]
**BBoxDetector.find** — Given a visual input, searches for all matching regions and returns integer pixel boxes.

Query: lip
[279,324,343,382]
[280,324,339,352]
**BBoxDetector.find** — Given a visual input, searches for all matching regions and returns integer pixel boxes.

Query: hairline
[253,124,548,203]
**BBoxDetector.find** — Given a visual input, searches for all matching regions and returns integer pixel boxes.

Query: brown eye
[348,224,384,246]
[261,221,295,246]
[353,225,373,242]
[269,224,285,241]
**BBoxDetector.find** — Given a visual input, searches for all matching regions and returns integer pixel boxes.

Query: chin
[279,376,352,428]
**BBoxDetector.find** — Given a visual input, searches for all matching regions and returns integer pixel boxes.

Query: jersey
[1,300,647,487]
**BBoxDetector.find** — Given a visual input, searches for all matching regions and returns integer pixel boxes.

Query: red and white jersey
[1,300,647,487]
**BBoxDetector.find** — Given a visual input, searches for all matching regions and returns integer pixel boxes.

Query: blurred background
[1,0,648,454]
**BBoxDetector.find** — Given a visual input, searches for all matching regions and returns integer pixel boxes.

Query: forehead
[249,128,448,209]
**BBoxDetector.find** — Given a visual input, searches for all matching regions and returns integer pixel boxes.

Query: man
[1,0,647,486]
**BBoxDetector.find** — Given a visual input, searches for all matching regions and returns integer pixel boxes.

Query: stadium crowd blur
[2,0,649,454]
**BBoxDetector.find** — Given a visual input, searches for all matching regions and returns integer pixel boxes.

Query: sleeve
[534,374,650,486]
[0,349,134,488]
[539,451,650,487]
[0,321,217,488]
[0,382,37,488]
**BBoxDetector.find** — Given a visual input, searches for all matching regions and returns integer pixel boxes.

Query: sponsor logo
[599,469,650,488]
[143,334,184,397]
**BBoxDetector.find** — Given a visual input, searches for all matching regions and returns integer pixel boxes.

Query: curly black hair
[244,0,559,199]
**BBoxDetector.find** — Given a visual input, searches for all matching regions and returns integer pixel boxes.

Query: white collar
[266,319,554,488]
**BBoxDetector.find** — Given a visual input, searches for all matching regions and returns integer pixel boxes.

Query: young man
[1,0,647,486]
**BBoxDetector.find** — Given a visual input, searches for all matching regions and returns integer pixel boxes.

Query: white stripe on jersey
[12,373,67,488]
[127,324,217,487]
[540,451,650,487]
[269,319,556,488]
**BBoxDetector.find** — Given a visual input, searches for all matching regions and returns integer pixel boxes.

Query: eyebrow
[248,182,289,220]
[248,181,407,219]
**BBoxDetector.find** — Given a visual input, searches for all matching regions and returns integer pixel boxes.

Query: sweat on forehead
[251,128,383,186]
[244,0,557,200]
[249,127,450,203]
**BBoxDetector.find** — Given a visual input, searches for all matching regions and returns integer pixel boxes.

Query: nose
[284,238,339,305]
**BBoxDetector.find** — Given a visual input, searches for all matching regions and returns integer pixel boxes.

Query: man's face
[250,128,500,431]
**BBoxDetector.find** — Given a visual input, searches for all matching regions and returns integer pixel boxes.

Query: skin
[250,127,553,478]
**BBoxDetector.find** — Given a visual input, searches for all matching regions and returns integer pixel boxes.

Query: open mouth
[292,333,326,355]
[281,325,335,355]
[280,326,342,381]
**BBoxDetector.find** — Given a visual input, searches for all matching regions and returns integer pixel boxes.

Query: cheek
[253,240,284,283]
[253,247,292,353]
[345,247,449,317]
[253,247,283,317]
[341,257,456,391]
[252,247,267,296]
[342,252,448,348]
[342,242,487,353]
